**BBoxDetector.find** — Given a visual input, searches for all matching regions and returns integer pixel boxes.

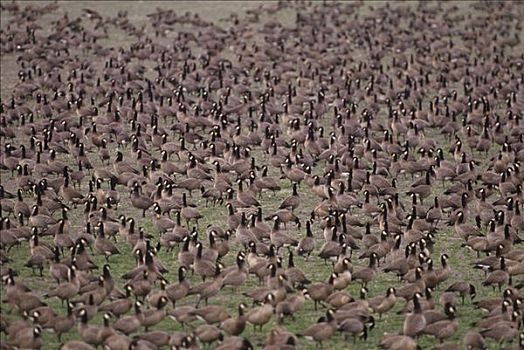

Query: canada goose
[194,242,218,281]
[275,289,309,324]
[49,246,70,284]
[445,282,476,304]
[236,179,260,207]
[113,301,144,335]
[130,183,153,217]
[180,193,202,226]
[369,287,397,319]
[124,270,153,301]
[462,330,486,350]
[279,183,300,211]
[337,316,372,343]
[14,188,30,219]
[284,250,310,287]
[45,266,80,305]
[298,309,337,348]
[249,209,272,239]
[191,262,224,306]
[60,341,96,350]
[246,293,274,332]
[99,285,133,317]
[29,304,58,329]
[482,257,510,291]
[422,304,459,342]
[380,334,418,350]
[216,336,253,350]
[332,259,352,290]
[166,305,197,328]
[7,326,43,349]
[403,293,426,337]
[196,324,223,346]
[30,205,57,228]
[282,158,310,186]
[165,266,189,307]
[78,310,114,347]
[475,299,515,329]
[60,172,84,204]
[220,303,248,336]
[94,222,120,261]
[318,228,345,264]
[308,274,336,311]
[103,332,135,350]
[435,254,451,286]
[190,304,230,324]
[480,323,519,343]
[50,302,75,341]
[141,296,168,331]
[270,216,298,250]
[138,330,172,348]
[222,253,248,291]
[297,220,315,260]
[352,253,378,287]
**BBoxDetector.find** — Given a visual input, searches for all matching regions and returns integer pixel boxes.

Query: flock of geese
[1,1,524,349]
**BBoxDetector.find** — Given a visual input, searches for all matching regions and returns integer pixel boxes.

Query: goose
[307,274,336,311]
[130,183,153,217]
[236,178,260,207]
[191,262,224,306]
[445,281,477,304]
[403,293,426,337]
[94,222,120,261]
[221,253,249,291]
[113,301,144,335]
[279,183,300,211]
[337,316,372,344]
[45,265,81,305]
[138,330,173,348]
[297,220,315,260]
[269,216,298,250]
[180,192,202,226]
[248,212,271,241]
[422,304,459,342]
[298,309,337,348]
[78,311,114,347]
[194,242,218,281]
[50,302,76,341]
[482,257,510,291]
[369,287,397,319]
[60,341,96,350]
[195,324,223,347]
[380,334,418,350]
[220,303,248,336]
[246,293,275,332]
[284,250,310,287]
[254,166,281,195]
[275,289,309,324]
[462,331,486,350]
[141,296,168,331]
[30,205,57,229]
[25,231,53,276]
[352,253,378,287]
[7,326,43,349]
[99,285,133,317]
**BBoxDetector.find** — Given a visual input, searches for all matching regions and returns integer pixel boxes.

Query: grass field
[1,1,524,349]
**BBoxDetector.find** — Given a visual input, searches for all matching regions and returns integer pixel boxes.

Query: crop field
[1,1,524,350]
